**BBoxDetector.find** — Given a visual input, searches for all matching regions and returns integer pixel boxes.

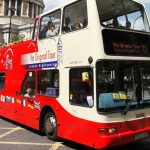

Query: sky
[43,0,150,19]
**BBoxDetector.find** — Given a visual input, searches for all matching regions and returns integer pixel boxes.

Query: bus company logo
[28,41,38,52]
[1,48,14,70]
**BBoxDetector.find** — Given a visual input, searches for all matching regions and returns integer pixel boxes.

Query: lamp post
[8,7,16,43]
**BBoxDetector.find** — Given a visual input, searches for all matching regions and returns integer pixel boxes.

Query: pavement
[0,117,93,150]
[0,117,150,150]
[0,117,64,150]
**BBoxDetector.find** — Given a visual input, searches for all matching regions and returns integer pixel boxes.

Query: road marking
[49,142,63,150]
[0,141,53,146]
[0,127,21,138]
[0,127,21,130]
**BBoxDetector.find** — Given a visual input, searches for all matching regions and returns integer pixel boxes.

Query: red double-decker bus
[1,0,150,149]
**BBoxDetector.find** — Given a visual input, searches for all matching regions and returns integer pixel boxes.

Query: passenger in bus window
[113,18,119,28]
[79,81,92,105]
[24,87,34,98]
[40,24,47,39]
[46,20,58,37]
[62,17,72,33]
[126,21,131,29]
[46,24,57,37]
[74,23,82,30]
[40,21,54,38]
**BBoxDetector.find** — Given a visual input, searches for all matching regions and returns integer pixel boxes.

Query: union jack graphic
[34,101,40,110]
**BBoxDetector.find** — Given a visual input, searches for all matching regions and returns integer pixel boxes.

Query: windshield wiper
[122,84,137,115]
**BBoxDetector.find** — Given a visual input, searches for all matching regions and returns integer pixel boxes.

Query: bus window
[39,10,61,39]
[96,61,134,113]
[69,68,93,107]
[21,71,36,98]
[98,0,150,32]
[37,70,59,97]
[62,0,88,33]
[0,73,5,90]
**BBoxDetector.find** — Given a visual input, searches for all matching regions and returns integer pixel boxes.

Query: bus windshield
[96,61,150,114]
[96,0,150,32]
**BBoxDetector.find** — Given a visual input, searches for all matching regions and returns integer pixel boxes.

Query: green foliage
[11,35,23,43]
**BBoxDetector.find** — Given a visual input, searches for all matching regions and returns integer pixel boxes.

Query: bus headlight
[98,127,118,135]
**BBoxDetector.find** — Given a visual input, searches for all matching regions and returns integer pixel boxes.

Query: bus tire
[44,112,58,141]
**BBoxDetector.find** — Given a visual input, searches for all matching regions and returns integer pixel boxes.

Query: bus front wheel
[44,112,58,140]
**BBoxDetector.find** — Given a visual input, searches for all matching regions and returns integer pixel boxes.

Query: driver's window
[39,10,61,39]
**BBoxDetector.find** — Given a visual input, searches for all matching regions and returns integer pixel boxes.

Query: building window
[0,73,5,90]
[11,0,15,15]
[69,68,94,107]
[21,71,36,98]
[4,0,9,16]
[0,2,3,15]
[28,2,32,18]
[38,70,59,97]
[62,0,88,34]
[17,0,21,16]
[34,4,36,18]
[39,9,61,39]
[22,2,29,16]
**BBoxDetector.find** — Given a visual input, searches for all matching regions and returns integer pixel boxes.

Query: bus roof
[40,0,145,20]
[40,0,78,17]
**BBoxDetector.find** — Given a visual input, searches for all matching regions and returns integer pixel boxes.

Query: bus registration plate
[135,132,148,140]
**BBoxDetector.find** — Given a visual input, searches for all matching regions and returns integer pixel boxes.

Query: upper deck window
[62,0,88,34]
[96,0,150,32]
[39,10,61,39]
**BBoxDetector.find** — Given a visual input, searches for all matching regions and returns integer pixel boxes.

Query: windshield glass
[96,61,150,113]
[96,0,150,32]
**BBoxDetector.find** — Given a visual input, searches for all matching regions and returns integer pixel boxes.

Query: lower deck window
[38,70,59,97]
[0,73,5,90]
[69,67,93,107]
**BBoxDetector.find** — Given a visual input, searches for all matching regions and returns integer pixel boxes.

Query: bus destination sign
[102,29,150,57]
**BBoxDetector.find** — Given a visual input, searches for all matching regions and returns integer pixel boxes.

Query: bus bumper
[94,127,150,149]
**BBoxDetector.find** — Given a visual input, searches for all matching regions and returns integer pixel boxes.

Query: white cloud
[43,0,71,11]
[136,0,150,4]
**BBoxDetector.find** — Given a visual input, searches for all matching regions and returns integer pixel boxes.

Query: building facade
[0,0,45,44]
